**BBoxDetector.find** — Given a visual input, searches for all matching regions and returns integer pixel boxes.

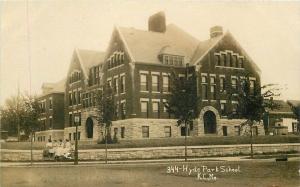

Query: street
[1,159,299,187]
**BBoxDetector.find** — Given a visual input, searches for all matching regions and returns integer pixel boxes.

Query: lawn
[1,135,299,150]
[1,160,299,187]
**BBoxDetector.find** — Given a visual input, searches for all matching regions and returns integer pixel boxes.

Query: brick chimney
[210,26,223,38]
[148,11,166,33]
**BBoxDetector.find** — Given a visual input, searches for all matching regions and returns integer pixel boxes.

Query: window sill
[140,91,150,93]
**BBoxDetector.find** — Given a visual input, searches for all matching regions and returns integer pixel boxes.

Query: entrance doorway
[86,117,93,138]
[203,111,217,134]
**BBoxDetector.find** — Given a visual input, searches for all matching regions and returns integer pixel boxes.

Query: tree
[165,66,200,161]
[287,100,300,133]
[234,74,280,158]
[95,84,115,163]
[0,93,41,140]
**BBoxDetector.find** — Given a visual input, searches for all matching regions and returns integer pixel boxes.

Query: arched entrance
[86,117,93,138]
[203,111,217,134]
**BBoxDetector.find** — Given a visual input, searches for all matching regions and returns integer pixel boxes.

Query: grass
[1,160,299,187]
[1,135,299,150]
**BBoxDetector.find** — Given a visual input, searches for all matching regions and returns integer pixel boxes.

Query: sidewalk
[2,155,299,167]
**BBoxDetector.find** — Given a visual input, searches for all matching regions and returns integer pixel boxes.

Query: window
[232,103,238,114]
[73,91,77,105]
[113,77,119,94]
[121,127,125,138]
[73,132,76,140]
[220,77,225,92]
[221,54,226,66]
[141,101,149,118]
[250,80,255,94]
[140,74,148,91]
[142,126,149,138]
[49,99,52,109]
[221,103,226,115]
[231,78,237,91]
[69,133,72,141]
[121,101,126,119]
[78,91,81,104]
[77,132,81,140]
[210,85,216,100]
[152,75,159,92]
[215,55,220,66]
[69,114,72,127]
[114,128,118,137]
[49,118,53,129]
[152,102,160,118]
[163,76,169,92]
[210,77,215,84]
[235,126,240,136]
[120,75,125,93]
[69,93,72,106]
[238,58,244,68]
[232,55,237,67]
[201,76,207,83]
[164,126,171,137]
[164,55,169,65]
[202,85,208,100]
[115,103,119,119]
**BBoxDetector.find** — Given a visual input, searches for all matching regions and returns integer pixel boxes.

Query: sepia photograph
[0,0,300,186]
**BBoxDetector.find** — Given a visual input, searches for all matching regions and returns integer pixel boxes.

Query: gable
[194,32,261,74]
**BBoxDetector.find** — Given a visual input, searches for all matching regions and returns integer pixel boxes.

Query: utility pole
[184,63,189,162]
[74,114,79,165]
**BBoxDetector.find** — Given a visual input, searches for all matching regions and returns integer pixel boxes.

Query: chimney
[148,11,166,33]
[210,26,223,38]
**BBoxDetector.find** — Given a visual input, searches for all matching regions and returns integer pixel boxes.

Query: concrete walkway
[1,155,299,167]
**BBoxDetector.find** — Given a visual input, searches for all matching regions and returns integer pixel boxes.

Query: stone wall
[111,118,181,139]
[1,143,299,161]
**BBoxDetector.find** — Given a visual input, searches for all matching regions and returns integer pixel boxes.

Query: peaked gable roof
[74,49,106,79]
[191,32,261,73]
[40,78,66,97]
[116,24,199,64]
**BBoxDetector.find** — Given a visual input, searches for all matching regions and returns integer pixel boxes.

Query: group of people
[44,139,75,159]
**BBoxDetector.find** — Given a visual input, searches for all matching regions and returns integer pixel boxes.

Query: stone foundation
[1,143,299,161]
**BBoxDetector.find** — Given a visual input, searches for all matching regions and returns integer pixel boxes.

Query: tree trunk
[250,121,254,159]
[184,121,188,162]
[30,131,33,166]
[105,126,108,164]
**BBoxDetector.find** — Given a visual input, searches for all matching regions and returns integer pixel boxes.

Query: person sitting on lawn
[63,139,72,159]
[55,139,65,157]
[46,139,54,158]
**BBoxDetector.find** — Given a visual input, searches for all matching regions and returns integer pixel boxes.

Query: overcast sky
[1,0,300,105]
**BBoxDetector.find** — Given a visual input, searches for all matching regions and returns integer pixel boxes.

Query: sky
[1,0,300,105]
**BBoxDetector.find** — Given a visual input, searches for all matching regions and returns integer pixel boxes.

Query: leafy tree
[95,84,115,163]
[234,74,280,158]
[165,67,200,161]
[0,93,41,140]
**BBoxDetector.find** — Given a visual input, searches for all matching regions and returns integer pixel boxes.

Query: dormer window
[161,54,184,66]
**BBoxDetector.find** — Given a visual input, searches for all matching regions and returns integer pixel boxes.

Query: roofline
[193,31,261,74]
[193,33,225,67]
[75,48,89,79]
[226,32,261,73]
[115,25,136,62]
